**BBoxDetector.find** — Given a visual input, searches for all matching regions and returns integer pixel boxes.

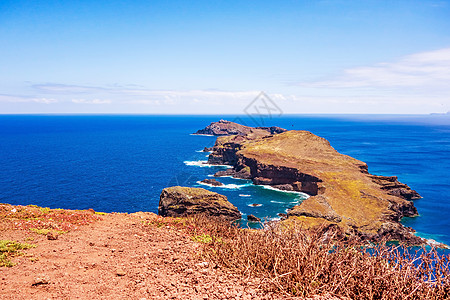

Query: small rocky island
[194,120,423,245]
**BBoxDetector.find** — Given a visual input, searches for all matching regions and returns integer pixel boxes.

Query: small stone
[46,231,58,240]
[32,276,50,286]
[89,242,95,246]
[116,269,126,276]
[196,261,209,268]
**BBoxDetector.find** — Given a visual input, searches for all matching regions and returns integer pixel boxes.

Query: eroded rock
[247,215,261,222]
[159,187,241,221]
[200,179,223,186]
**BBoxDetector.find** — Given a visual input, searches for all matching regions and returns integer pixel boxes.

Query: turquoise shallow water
[0,114,449,245]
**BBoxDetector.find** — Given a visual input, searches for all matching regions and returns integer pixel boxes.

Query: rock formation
[200,178,223,186]
[247,214,261,222]
[158,186,241,221]
[200,123,423,245]
[193,119,286,136]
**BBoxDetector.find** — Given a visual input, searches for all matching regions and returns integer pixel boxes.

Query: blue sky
[1,0,450,114]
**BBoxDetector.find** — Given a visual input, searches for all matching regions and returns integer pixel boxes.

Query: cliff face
[205,128,423,245]
[159,186,241,221]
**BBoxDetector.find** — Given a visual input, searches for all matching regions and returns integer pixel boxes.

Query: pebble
[47,231,58,240]
[32,276,50,286]
[116,269,126,276]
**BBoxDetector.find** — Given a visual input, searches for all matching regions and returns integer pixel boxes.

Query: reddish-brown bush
[186,217,450,299]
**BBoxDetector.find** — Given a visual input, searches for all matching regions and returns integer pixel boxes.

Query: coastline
[193,120,425,245]
[1,115,449,246]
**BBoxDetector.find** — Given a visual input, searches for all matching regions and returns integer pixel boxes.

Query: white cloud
[33,98,58,104]
[0,94,57,104]
[72,99,112,104]
[34,84,105,94]
[32,84,259,100]
[116,89,259,99]
[300,48,450,89]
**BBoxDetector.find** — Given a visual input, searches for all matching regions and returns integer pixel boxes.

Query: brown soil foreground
[0,206,338,300]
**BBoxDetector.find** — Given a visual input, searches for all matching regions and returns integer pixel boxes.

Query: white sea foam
[196,181,220,188]
[196,181,250,189]
[426,239,441,247]
[223,183,252,189]
[260,185,310,198]
[190,133,214,137]
[184,160,232,168]
[195,149,212,153]
[239,194,251,197]
[424,237,449,249]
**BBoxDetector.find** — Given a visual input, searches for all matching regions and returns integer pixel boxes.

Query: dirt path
[0,212,284,299]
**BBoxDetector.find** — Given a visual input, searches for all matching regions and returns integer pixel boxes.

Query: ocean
[0,114,449,245]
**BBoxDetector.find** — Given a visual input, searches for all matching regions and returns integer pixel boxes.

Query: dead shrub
[185,216,450,299]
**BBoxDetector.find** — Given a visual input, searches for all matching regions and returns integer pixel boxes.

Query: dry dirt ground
[0,209,341,300]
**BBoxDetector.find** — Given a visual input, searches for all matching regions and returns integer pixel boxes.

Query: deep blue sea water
[0,114,449,245]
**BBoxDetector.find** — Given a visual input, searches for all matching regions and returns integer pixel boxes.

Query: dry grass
[184,217,450,300]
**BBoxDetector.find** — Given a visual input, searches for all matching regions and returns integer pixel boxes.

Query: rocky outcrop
[200,179,223,186]
[194,119,286,136]
[159,186,241,221]
[247,214,261,222]
[288,196,342,223]
[369,175,421,200]
[200,123,423,245]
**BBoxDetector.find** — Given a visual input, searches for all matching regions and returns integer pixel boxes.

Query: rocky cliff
[202,125,423,245]
[158,186,241,221]
[193,119,286,136]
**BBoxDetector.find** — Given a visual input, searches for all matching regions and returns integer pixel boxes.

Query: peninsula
[196,120,423,245]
